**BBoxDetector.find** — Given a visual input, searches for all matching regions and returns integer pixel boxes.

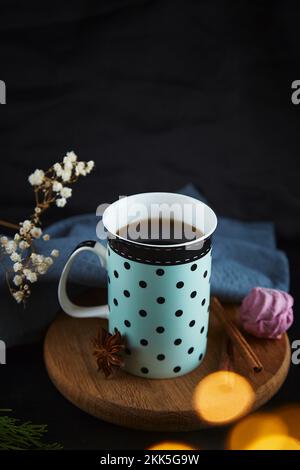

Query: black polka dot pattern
[175,309,183,317]
[107,249,210,378]
[176,281,184,289]
[156,326,165,333]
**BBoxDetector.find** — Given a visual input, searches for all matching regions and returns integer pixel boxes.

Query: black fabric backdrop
[1,0,300,238]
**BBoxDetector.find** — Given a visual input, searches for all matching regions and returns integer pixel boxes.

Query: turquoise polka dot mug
[58,193,217,379]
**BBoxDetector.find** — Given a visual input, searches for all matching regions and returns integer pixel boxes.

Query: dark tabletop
[1,238,299,450]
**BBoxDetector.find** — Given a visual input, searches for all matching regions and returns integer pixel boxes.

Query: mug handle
[58,240,109,319]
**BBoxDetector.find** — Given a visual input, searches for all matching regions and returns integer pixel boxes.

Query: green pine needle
[0,410,62,450]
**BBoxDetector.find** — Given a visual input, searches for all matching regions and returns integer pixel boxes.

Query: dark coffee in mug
[117,217,203,245]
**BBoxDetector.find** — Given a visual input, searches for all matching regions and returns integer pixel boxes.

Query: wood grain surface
[44,289,291,431]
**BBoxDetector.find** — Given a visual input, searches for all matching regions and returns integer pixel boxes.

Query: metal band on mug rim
[108,236,211,266]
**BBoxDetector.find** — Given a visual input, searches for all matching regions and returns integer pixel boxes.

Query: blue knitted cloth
[0,184,289,346]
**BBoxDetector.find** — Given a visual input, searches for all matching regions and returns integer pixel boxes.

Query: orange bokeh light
[227,412,288,450]
[277,404,300,442]
[193,371,255,425]
[245,434,300,450]
[148,441,196,450]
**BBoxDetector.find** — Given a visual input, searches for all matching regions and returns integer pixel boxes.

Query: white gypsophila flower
[28,271,38,283]
[23,269,38,283]
[28,169,45,186]
[45,257,53,266]
[13,274,23,286]
[14,233,20,241]
[13,262,23,272]
[30,253,44,265]
[36,263,48,274]
[56,197,67,207]
[51,249,59,257]
[66,151,77,162]
[61,170,71,182]
[19,240,29,250]
[53,163,63,177]
[35,206,42,214]
[13,290,24,303]
[63,159,73,171]
[22,220,32,232]
[5,240,17,254]
[30,253,38,263]
[0,236,8,246]
[75,161,86,176]
[52,180,63,192]
[60,187,72,199]
[10,252,21,262]
[30,227,42,239]
[43,234,50,241]
[86,160,95,173]
[63,154,70,164]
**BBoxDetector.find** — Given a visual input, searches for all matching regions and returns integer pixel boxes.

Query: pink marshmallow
[240,287,294,339]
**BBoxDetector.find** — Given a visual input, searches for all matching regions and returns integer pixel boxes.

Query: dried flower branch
[0,151,94,305]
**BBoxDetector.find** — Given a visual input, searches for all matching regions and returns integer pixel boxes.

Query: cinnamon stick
[212,296,263,373]
[219,337,234,372]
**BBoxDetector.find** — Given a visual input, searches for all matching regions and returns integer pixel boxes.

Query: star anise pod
[92,327,125,378]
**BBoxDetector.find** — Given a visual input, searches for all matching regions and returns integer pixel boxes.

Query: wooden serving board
[44,289,290,432]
